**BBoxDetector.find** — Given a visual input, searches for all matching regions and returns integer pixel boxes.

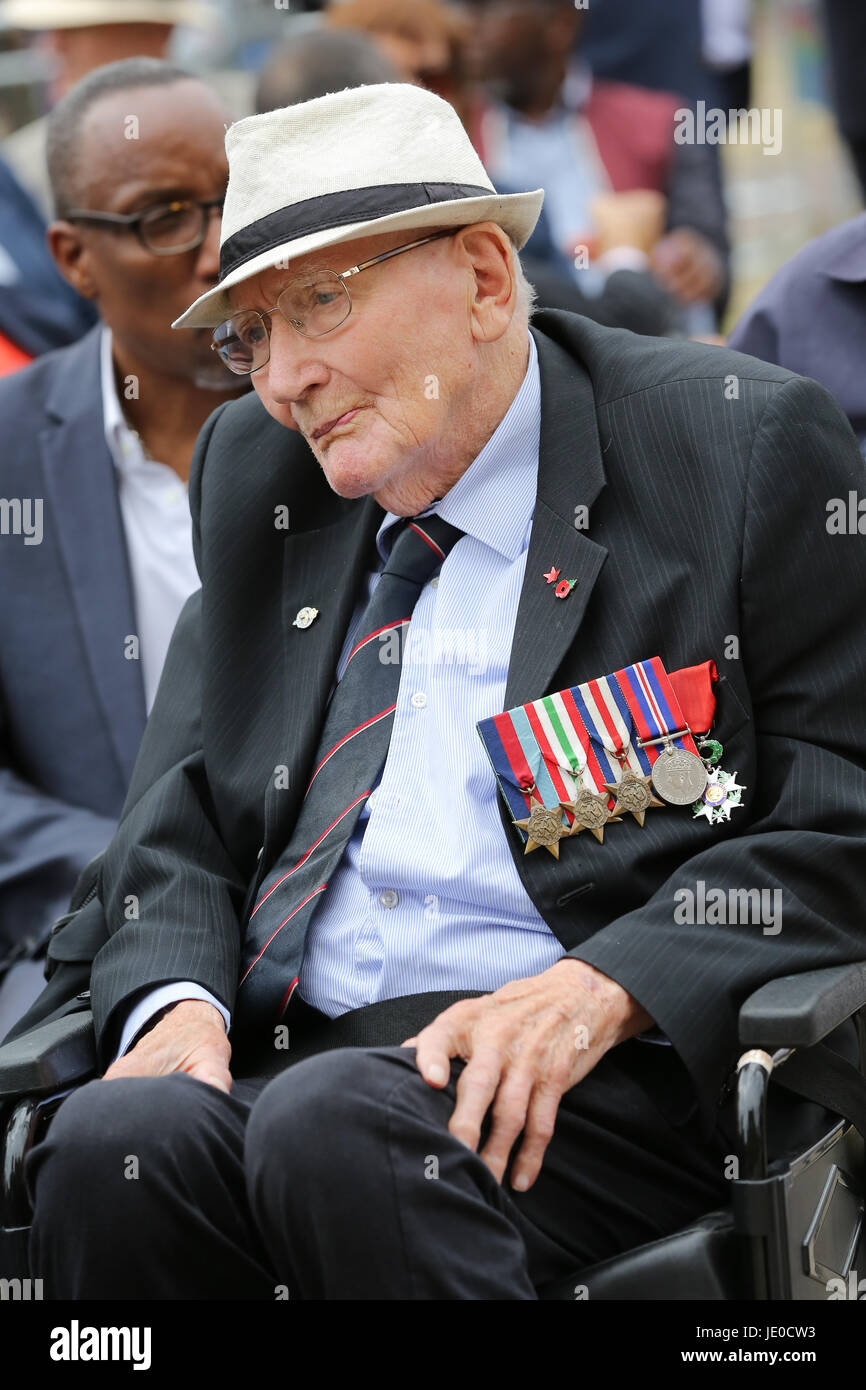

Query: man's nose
[262,312,330,405]
[192,205,222,281]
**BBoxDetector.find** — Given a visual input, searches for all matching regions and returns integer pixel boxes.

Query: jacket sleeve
[88,401,246,1065]
[567,374,866,1134]
[0,695,117,958]
[727,297,782,367]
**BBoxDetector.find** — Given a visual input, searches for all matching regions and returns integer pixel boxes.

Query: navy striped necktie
[234,512,465,1031]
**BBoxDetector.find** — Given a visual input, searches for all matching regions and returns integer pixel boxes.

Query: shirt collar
[376,330,540,563]
[100,324,148,475]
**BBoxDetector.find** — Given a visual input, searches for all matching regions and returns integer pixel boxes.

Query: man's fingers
[186,1062,232,1093]
[508,1082,562,1192]
[101,1057,136,1082]
[448,1042,505,1152]
[412,1018,460,1086]
[477,1068,534,1185]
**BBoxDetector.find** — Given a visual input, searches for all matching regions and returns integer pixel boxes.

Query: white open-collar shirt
[100,325,200,714]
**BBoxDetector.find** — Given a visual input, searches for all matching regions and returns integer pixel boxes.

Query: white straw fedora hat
[171,82,544,331]
[0,0,213,27]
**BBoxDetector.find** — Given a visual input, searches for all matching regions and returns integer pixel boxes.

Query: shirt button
[410,691,427,709]
[430,576,440,589]
[380,889,399,909]
[367,792,377,810]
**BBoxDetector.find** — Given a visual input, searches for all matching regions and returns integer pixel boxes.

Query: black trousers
[27,992,736,1300]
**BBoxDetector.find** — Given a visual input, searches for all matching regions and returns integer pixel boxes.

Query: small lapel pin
[293,606,319,629]
[543,566,560,585]
[555,579,577,599]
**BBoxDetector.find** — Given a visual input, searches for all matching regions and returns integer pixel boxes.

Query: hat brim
[0,1,214,28]
[171,188,545,330]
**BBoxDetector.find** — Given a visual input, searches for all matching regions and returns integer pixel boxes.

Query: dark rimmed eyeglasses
[64,197,225,256]
[210,228,456,377]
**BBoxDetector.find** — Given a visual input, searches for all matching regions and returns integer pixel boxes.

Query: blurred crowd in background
[1,0,865,367]
[2,0,866,1027]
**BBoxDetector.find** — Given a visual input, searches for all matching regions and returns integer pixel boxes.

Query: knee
[26,1074,213,1211]
[245,1046,420,1183]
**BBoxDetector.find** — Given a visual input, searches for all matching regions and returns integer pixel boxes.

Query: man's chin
[316,442,390,500]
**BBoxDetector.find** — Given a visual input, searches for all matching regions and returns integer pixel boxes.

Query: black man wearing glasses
[0,59,246,1035]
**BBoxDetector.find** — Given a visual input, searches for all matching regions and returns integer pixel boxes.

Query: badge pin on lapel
[292,606,319,629]
[543,566,577,598]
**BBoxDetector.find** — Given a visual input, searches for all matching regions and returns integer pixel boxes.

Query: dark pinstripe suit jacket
[22,310,866,1134]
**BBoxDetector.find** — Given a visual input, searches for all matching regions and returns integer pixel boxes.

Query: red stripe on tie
[346,617,410,666]
[249,790,372,919]
[240,884,328,983]
[408,522,445,561]
[306,705,396,794]
[278,976,300,1019]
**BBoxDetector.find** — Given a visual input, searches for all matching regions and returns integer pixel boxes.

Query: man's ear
[46,221,100,301]
[456,222,516,343]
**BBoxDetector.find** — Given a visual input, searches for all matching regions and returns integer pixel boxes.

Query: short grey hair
[511,240,538,324]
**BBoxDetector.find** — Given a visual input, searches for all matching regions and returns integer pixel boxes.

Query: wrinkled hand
[101,1000,232,1093]
[650,228,725,303]
[402,959,652,1192]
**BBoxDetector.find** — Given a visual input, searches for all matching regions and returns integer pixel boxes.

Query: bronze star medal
[513,792,571,859]
[603,768,664,828]
[564,789,622,844]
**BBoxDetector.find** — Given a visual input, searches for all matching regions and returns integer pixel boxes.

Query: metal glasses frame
[210,227,457,371]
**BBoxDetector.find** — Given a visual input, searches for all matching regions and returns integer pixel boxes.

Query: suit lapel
[259,488,383,867]
[39,327,146,784]
[504,324,608,709]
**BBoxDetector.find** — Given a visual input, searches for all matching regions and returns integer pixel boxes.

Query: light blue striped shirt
[119,330,564,1052]
[298,330,565,1015]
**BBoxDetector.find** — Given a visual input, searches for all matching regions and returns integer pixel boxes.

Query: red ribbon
[668,660,718,738]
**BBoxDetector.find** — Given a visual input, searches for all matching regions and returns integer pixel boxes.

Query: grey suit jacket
[16,310,866,1138]
[0,325,147,955]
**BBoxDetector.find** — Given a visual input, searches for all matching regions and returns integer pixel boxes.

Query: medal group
[478,656,746,860]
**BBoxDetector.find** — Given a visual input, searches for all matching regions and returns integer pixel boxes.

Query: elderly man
[23,83,866,1300]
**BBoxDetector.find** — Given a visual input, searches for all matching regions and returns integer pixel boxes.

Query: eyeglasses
[64,197,225,256]
[210,229,456,376]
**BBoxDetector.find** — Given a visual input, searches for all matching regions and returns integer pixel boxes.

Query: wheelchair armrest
[0,1010,96,1099]
[739,962,866,1049]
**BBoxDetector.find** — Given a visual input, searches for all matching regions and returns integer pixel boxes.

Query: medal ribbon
[480,696,593,829]
[568,674,652,793]
[613,657,701,764]
[483,710,545,822]
[477,656,718,828]
[668,660,718,738]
